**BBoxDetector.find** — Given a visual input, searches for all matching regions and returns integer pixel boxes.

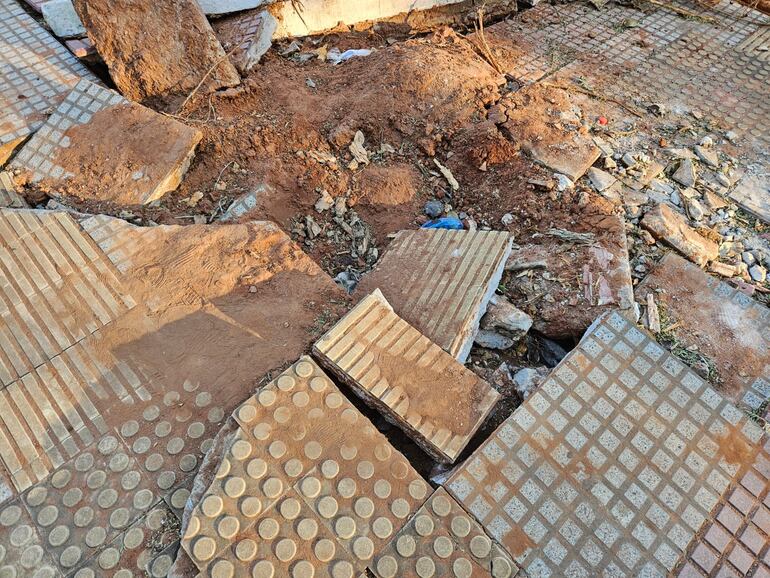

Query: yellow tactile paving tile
[314,290,500,463]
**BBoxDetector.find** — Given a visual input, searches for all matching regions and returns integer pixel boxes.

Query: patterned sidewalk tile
[446,311,765,577]
[373,487,517,578]
[0,172,26,208]
[0,498,59,576]
[180,357,430,574]
[314,290,500,463]
[356,229,512,362]
[0,0,96,164]
[9,79,202,205]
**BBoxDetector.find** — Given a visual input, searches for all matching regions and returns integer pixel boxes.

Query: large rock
[72,0,240,102]
[641,203,718,266]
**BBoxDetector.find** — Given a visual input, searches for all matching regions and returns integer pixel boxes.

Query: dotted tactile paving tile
[79,214,154,274]
[0,498,59,576]
[21,433,158,573]
[373,488,516,578]
[314,290,500,463]
[0,172,26,208]
[355,229,512,362]
[446,311,766,577]
[219,186,267,222]
[0,0,96,162]
[677,437,770,577]
[205,488,362,578]
[181,357,430,574]
[0,210,135,387]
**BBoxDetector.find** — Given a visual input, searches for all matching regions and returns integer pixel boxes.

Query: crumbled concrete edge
[456,234,514,363]
[145,130,204,204]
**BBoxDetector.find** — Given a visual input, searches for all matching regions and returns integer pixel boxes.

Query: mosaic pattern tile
[9,79,202,205]
[0,172,26,208]
[0,0,96,164]
[180,357,430,574]
[447,311,765,577]
[314,290,500,464]
[213,11,277,74]
[356,229,512,362]
[636,252,770,408]
[373,488,517,578]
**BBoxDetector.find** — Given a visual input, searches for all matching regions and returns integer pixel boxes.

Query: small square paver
[692,543,718,572]
[718,505,744,533]
[314,290,500,463]
[729,543,755,574]
[741,524,766,555]
[355,229,512,362]
[10,79,202,205]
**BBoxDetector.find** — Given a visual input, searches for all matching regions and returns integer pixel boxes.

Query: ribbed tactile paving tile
[0,0,96,164]
[314,290,500,464]
[446,311,765,577]
[356,229,512,362]
[373,488,517,578]
[0,172,26,208]
[180,357,430,575]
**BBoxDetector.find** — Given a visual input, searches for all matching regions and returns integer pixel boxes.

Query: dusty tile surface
[314,290,500,464]
[446,311,765,577]
[179,357,431,575]
[10,79,202,205]
[0,0,97,164]
[0,208,342,576]
[637,253,770,408]
[356,229,512,362]
[373,487,516,578]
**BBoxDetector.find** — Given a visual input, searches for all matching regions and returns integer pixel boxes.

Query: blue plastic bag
[421,216,464,230]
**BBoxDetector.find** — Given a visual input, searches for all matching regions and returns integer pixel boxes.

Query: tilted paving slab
[373,487,517,578]
[314,290,500,464]
[0,172,26,208]
[179,357,431,575]
[729,171,770,225]
[213,10,277,74]
[636,252,770,410]
[0,0,97,164]
[356,229,512,362]
[0,208,343,575]
[10,79,203,205]
[446,310,766,577]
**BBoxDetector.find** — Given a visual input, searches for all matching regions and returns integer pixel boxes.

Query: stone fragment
[474,330,515,350]
[355,229,513,362]
[424,199,444,218]
[694,144,719,167]
[709,261,737,277]
[314,290,500,463]
[447,310,765,575]
[749,264,767,282]
[641,203,718,266]
[480,294,532,339]
[213,9,277,74]
[672,158,697,187]
[0,0,96,163]
[315,189,334,212]
[10,80,202,205]
[730,172,770,224]
[685,197,705,221]
[511,367,547,399]
[220,185,269,221]
[586,167,616,192]
[0,172,26,208]
[374,488,517,578]
[41,0,85,37]
[637,253,770,402]
[72,0,240,102]
[197,0,265,15]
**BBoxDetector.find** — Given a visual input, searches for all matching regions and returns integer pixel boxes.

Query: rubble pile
[1,0,769,576]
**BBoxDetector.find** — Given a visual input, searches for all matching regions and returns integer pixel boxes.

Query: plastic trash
[421,216,464,230]
[327,48,373,65]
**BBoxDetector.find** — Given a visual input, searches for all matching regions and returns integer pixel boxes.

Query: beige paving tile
[181,357,430,574]
[0,172,26,208]
[356,229,512,362]
[447,311,765,577]
[373,487,517,578]
[314,290,500,464]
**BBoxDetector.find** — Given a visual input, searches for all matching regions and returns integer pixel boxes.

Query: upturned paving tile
[0,0,97,164]
[9,79,202,205]
[636,252,770,409]
[446,310,765,577]
[313,290,500,464]
[355,229,512,362]
[373,487,517,578]
[180,357,430,574]
[0,172,26,208]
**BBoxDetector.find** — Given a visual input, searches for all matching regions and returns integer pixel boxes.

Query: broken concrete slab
[479,293,532,340]
[314,290,500,464]
[356,229,512,362]
[0,0,97,164]
[41,0,85,37]
[636,252,770,407]
[219,184,269,221]
[587,167,616,192]
[373,487,517,578]
[641,203,719,266]
[504,214,634,340]
[0,172,26,208]
[213,9,277,74]
[501,86,600,181]
[178,356,430,574]
[446,310,766,576]
[197,0,265,15]
[730,171,770,224]
[72,0,240,102]
[10,80,202,205]
[0,208,343,575]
